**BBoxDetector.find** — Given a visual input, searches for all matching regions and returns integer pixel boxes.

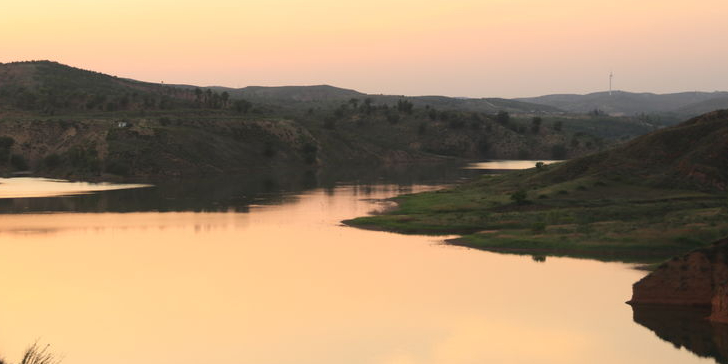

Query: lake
[0,162,722,364]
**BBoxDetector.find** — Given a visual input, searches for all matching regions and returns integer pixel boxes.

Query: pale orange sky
[1,0,727,97]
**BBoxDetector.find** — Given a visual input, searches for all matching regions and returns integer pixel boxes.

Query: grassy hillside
[345,110,728,263]
[0,61,617,178]
[0,61,197,113]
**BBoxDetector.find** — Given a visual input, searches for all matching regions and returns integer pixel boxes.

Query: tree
[535,161,545,170]
[301,143,318,164]
[531,116,542,133]
[349,98,359,110]
[551,144,567,159]
[553,121,563,132]
[234,99,252,114]
[496,111,510,124]
[428,108,438,120]
[204,89,213,107]
[397,99,413,114]
[363,98,373,114]
[221,91,230,108]
[478,138,490,154]
[0,136,14,163]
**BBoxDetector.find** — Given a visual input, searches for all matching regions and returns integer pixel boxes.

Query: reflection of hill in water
[0,163,480,214]
[632,305,728,364]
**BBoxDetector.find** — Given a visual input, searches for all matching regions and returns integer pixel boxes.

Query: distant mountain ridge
[518,91,728,117]
[0,60,561,114]
[184,85,561,113]
[4,60,726,118]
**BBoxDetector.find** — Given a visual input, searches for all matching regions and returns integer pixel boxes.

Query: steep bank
[0,111,597,179]
[630,238,728,323]
[0,115,324,178]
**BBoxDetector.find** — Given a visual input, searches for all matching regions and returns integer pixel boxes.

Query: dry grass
[18,343,61,364]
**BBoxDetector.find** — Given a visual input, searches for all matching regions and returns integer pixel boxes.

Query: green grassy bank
[345,163,728,263]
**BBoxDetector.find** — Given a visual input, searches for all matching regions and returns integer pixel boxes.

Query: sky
[1,0,727,98]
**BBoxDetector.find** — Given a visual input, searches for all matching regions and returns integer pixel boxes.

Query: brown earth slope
[630,238,728,323]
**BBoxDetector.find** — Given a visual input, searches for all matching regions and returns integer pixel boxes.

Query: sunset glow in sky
[2,0,727,97]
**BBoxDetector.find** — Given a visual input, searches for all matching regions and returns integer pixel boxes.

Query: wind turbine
[609,71,613,96]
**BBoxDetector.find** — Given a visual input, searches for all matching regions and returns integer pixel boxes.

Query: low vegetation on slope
[345,110,728,263]
[0,61,632,178]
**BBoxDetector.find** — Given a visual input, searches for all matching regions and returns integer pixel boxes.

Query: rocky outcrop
[630,238,728,323]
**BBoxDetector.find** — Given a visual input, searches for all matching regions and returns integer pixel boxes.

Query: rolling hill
[0,60,605,179]
[346,109,728,262]
[0,61,196,112]
[518,91,728,117]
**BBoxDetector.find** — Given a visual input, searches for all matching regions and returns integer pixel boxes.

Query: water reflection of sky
[0,163,480,214]
[464,160,561,170]
[0,162,717,364]
[0,184,706,364]
[0,177,151,199]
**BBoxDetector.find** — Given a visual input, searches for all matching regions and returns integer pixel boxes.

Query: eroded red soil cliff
[630,238,728,323]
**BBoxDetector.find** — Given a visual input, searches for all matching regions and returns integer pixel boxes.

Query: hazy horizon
[2,0,727,98]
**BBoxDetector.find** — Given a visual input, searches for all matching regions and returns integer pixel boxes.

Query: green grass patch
[344,171,728,263]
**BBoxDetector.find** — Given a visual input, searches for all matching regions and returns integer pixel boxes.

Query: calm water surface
[0,164,721,364]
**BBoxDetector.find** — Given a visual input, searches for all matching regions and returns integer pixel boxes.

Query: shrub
[397,99,413,114]
[10,154,28,170]
[496,111,510,124]
[478,138,490,154]
[386,112,400,124]
[551,144,567,159]
[323,117,337,130]
[263,142,277,157]
[531,222,547,232]
[44,153,62,168]
[448,119,465,129]
[510,190,528,204]
[67,145,101,172]
[301,143,318,165]
[0,136,14,163]
[105,161,130,176]
[0,136,14,149]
